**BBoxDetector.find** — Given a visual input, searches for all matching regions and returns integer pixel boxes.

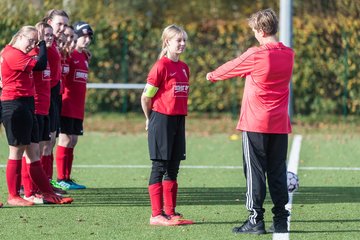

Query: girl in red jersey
[141,24,193,226]
[0,26,73,206]
[20,22,54,204]
[41,9,70,191]
[55,21,93,190]
[59,25,76,96]
[62,26,77,52]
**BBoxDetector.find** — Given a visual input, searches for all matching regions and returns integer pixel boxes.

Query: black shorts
[36,114,51,141]
[147,111,186,161]
[1,97,39,146]
[49,82,61,133]
[60,116,83,135]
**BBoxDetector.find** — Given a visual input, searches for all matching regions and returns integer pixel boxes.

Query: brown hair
[9,26,37,46]
[248,8,278,35]
[35,22,52,31]
[158,24,187,59]
[43,9,69,23]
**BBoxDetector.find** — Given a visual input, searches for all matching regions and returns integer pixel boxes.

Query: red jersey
[61,55,70,78]
[47,41,62,88]
[147,57,190,115]
[60,53,70,94]
[61,50,89,120]
[207,42,294,134]
[32,48,51,115]
[0,45,37,101]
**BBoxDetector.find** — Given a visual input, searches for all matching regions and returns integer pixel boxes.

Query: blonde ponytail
[157,43,168,60]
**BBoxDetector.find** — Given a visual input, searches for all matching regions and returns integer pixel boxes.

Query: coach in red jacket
[207,9,294,234]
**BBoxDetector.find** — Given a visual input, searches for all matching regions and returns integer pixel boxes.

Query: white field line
[0,164,359,170]
[299,166,360,171]
[273,134,303,240]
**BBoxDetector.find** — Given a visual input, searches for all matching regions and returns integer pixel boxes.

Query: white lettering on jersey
[43,69,51,81]
[74,69,88,83]
[174,85,189,93]
[173,82,189,97]
[62,65,70,75]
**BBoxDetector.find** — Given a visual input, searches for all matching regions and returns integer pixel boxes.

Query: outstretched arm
[206,49,254,82]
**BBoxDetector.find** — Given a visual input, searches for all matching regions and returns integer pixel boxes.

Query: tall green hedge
[1,0,359,115]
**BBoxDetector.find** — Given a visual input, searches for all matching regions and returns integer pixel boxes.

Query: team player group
[0,9,93,206]
[1,8,293,235]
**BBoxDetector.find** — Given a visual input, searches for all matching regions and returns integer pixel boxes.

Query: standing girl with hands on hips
[141,24,193,226]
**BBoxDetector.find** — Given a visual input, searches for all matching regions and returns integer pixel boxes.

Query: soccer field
[0,122,359,240]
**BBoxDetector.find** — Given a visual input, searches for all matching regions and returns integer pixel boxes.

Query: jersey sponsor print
[61,50,89,120]
[74,69,88,83]
[173,82,189,98]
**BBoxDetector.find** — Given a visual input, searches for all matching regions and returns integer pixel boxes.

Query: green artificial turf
[0,121,359,240]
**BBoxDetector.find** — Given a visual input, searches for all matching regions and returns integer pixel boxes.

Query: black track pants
[242,131,289,223]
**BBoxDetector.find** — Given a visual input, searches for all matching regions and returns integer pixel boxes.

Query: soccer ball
[287,171,299,193]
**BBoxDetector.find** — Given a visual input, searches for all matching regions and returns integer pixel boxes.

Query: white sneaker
[23,195,44,204]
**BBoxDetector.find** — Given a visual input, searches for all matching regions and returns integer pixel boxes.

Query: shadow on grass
[65,186,360,206]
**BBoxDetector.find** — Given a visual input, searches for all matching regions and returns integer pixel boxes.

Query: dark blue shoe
[232,220,266,234]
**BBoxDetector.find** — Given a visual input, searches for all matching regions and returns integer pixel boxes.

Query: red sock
[162,180,178,216]
[56,146,68,180]
[6,159,22,197]
[21,157,33,197]
[40,155,53,180]
[65,147,74,180]
[148,182,163,217]
[50,153,54,179]
[28,161,53,194]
